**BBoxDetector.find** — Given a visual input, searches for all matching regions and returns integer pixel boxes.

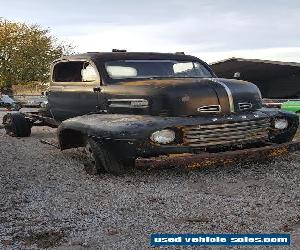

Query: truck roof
[57,52,202,63]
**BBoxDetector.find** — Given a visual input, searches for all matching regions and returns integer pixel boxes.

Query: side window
[173,62,212,77]
[52,61,98,82]
[173,62,194,74]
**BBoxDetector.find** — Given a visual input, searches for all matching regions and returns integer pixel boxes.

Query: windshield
[104,60,213,80]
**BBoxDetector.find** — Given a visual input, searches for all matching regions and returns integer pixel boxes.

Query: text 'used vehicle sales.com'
[151,234,291,246]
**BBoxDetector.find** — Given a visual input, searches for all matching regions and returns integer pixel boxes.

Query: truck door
[48,60,100,122]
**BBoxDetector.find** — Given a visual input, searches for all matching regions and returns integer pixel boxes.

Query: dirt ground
[0,110,300,249]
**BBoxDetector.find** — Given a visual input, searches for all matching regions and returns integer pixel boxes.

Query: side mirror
[233,72,241,79]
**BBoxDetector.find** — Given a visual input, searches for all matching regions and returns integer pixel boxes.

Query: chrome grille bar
[184,118,270,148]
[186,123,269,135]
[186,130,268,143]
[187,119,268,130]
[185,128,268,140]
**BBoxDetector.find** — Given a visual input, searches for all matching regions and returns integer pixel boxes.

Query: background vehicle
[3,51,300,175]
[281,100,300,113]
[0,94,22,110]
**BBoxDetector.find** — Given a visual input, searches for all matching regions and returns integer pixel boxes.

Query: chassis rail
[136,141,300,169]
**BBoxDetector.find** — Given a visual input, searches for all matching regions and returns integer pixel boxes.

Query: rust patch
[168,153,193,158]
[269,147,289,157]
[186,162,204,169]
[186,158,218,169]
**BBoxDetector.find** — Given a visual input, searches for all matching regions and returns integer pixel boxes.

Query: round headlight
[274,118,289,130]
[150,129,176,144]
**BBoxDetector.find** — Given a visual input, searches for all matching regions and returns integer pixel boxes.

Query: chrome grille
[184,119,270,148]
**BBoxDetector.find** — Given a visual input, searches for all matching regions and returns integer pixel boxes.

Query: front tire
[3,112,31,137]
[85,138,133,175]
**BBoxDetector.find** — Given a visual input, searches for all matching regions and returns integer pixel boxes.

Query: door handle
[93,87,101,92]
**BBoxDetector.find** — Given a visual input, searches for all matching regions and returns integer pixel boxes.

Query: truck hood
[101,78,262,116]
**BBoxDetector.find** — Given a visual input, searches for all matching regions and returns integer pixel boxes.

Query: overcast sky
[1,0,300,63]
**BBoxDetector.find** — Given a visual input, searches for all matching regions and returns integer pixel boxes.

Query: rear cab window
[52,61,99,83]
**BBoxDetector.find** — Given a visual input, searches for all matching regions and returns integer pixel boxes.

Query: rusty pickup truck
[3,51,300,175]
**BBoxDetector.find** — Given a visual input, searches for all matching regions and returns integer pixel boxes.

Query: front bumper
[136,141,300,169]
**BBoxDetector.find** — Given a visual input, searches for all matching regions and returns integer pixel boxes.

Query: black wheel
[84,138,134,175]
[84,139,106,175]
[3,112,31,137]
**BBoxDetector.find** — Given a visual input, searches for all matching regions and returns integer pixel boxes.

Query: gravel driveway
[0,110,299,249]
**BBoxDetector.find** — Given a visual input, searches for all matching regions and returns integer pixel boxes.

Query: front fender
[57,110,299,158]
[57,114,174,151]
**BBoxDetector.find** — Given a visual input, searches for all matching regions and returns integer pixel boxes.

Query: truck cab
[48,52,264,119]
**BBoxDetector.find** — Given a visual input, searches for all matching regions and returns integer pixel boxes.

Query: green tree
[0,18,73,88]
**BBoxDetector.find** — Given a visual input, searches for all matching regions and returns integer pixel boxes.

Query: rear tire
[85,138,133,175]
[3,112,31,137]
